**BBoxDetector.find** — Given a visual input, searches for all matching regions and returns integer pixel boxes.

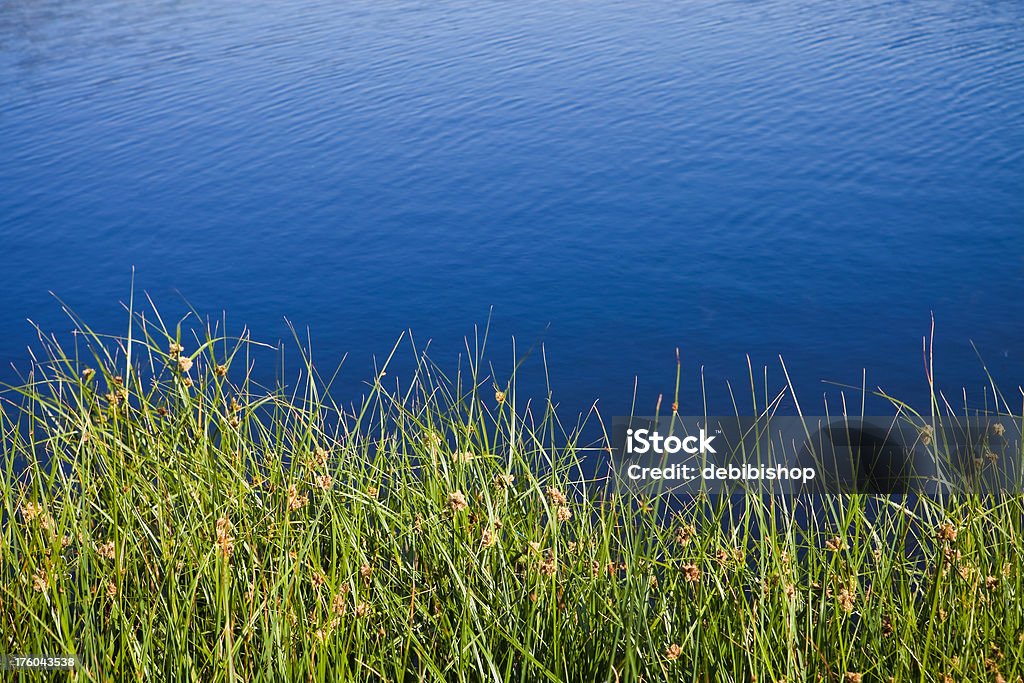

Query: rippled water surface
[1,0,1022,414]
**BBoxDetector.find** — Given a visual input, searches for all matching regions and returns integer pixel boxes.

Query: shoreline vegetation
[1,304,1022,682]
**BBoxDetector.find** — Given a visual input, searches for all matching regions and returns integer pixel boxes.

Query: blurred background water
[1,0,1022,418]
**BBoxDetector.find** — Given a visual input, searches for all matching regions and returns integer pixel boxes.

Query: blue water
[1,0,1022,417]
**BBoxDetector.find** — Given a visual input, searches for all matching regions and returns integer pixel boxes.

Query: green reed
[0,301,1021,682]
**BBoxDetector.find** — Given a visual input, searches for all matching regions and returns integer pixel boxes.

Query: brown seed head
[286,485,308,511]
[675,524,696,546]
[492,473,515,490]
[936,522,957,543]
[919,424,934,446]
[546,487,568,507]
[311,446,329,470]
[214,517,234,558]
[837,587,856,612]
[825,536,846,552]
[447,491,468,512]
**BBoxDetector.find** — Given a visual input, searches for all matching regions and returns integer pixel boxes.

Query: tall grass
[1,302,1021,682]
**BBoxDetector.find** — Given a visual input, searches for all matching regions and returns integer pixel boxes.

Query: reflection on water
[1,0,1022,415]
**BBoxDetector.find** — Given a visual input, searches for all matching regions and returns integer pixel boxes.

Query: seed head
[311,446,329,470]
[82,368,96,381]
[20,501,44,524]
[666,643,682,661]
[825,536,847,552]
[957,562,976,581]
[681,563,701,583]
[919,424,934,446]
[495,389,506,404]
[556,506,572,522]
[447,491,468,512]
[168,342,184,357]
[992,422,1006,437]
[215,517,234,558]
[286,485,308,511]
[546,487,568,507]
[837,587,856,612]
[97,540,116,560]
[332,591,348,615]
[178,356,193,373]
[936,522,957,543]
[675,524,696,547]
[492,473,515,490]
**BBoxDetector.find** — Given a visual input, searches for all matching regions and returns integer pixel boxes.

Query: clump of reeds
[0,301,1021,682]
